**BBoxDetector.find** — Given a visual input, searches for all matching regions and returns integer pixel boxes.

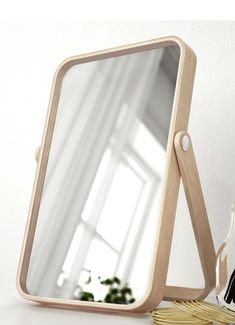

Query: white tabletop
[1,293,220,324]
[0,293,153,325]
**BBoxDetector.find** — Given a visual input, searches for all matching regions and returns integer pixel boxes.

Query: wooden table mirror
[17,36,216,314]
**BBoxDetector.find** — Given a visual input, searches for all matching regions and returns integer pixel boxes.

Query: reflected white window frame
[57,118,163,298]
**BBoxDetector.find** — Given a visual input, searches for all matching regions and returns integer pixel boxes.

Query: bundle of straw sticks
[151,301,235,324]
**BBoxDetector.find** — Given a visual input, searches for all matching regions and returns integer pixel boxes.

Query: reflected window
[57,117,164,300]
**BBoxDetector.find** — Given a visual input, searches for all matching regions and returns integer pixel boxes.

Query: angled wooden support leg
[164,131,216,301]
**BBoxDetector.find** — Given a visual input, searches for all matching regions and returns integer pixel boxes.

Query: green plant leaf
[113,277,121,285]
[100,278,113,285]
[80,291,94,301]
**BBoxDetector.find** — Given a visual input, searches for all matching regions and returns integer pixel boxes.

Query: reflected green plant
[75,275,136,304]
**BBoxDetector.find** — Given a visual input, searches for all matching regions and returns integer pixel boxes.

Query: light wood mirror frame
[17,36,216,314]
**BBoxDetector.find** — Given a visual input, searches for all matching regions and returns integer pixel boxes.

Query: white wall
[1,21,235,296]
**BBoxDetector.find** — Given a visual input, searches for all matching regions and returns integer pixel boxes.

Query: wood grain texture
[164,132,216,301]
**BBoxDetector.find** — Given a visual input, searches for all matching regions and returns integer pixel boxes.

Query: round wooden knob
[35,147,41,162]
[181,135,191,152]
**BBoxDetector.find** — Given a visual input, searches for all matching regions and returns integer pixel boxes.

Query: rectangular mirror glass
[26,45,180,305]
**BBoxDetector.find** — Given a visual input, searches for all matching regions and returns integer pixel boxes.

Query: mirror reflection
[27,45,180,304]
